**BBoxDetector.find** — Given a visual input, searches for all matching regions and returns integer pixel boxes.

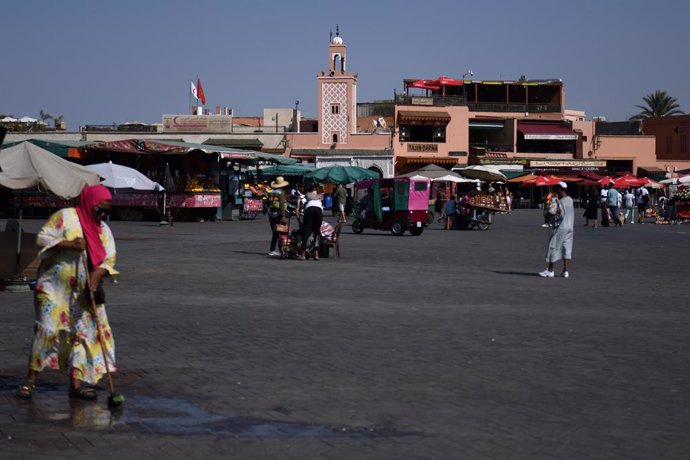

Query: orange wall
[393,106,469,161]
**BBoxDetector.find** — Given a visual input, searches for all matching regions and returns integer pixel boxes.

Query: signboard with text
[161,115,233,133]
[407,144,438,153]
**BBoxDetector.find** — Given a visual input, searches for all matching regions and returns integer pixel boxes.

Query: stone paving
[0,210,689,459]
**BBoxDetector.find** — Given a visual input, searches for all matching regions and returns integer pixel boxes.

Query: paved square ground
[1,210,689,459]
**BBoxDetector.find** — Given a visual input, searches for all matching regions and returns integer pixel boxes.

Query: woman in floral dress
[16,185,119,400]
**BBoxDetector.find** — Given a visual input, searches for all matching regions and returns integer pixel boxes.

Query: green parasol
[304,165,379,185]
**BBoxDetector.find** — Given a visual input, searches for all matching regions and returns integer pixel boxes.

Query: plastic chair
[321,222,343,258]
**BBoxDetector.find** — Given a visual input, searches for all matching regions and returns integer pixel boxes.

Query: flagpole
[188,79,191,114]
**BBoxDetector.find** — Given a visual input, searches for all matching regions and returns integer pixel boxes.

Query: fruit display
[466,192,508,211]
[674,186,690,199]
[183,177,221,193]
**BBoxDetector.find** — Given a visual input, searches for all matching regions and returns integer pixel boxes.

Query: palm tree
[39,110,53,125]
[53,115,65,130]
[630,90,684,120]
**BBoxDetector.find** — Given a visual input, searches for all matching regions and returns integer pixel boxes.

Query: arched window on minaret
[333,53,342,73]
[332,133,338,143]
[341,56,346,72]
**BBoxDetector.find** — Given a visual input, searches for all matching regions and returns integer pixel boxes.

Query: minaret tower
[317,25,357,146]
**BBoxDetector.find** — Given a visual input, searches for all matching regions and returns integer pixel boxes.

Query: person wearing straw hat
[539,182,574,278]
[267,176,289,256]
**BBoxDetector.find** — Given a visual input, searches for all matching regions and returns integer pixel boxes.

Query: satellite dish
[378,117,387,129]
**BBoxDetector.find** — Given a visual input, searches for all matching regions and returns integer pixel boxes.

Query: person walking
[539,182,574,278]
[267,176,289,256]
[624,188,635,224]
[16,185,119,401]
[444,194,458,230]
[583,186,599,227]
[333,183,348,223]
[600,185,610,227]
[298,187,324,261]
[636,185,650,224]
[606,185,621,227]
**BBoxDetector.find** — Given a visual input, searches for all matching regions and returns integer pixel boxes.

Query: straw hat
[270,176,289,188]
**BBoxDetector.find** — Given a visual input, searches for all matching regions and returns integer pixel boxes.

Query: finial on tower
[331,25,343,44]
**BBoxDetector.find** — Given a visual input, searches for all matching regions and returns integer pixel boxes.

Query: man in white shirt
[624,189,635,223]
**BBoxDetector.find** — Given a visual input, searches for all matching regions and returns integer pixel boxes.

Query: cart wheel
[391,219,405,236]
[476,221,490,231]
[409,226,424,236]
[352,219,364,234]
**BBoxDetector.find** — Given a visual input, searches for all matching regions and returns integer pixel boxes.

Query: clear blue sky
[2,0,688,130]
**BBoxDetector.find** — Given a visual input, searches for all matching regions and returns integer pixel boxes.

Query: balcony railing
[469,143,513,152]
[394,94,467,107]
[394,95,561,113]
[467,102,561,113]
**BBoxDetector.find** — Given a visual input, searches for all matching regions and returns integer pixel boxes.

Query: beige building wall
[594,135,656,171]
[287,132,390,151]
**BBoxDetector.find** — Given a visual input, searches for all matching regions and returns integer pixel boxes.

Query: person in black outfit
[298,187,324,260]
[583,186,599,227]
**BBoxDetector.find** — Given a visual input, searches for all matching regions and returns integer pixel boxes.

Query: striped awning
[397,111,451,124]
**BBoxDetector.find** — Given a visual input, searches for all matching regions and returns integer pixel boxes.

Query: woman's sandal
[16,381,35,400]
[69,386,97,401]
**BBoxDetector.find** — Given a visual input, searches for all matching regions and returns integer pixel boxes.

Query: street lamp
[462,70,474,79]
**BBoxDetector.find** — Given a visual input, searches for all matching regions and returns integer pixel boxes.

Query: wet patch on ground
[0,376,417,439]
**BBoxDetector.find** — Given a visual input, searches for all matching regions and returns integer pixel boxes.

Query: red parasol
[408,80,440,90]
[429,75,463,87]
[612,174,645,188]
[522,175,565,187]
[597,176,614,186]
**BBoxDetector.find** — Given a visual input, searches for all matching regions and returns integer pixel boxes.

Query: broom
[83,257,124,408]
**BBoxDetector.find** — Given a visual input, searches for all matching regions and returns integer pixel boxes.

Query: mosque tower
[317,25,357,146]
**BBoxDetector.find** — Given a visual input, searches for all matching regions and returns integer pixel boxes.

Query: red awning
[517,123,578,140]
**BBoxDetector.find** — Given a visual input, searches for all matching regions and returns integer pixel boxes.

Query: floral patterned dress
[30,208,119,385]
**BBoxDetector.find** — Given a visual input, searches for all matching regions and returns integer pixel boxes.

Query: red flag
[197,78,206,105]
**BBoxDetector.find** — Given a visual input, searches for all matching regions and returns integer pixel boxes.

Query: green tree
[39,109,53,125]
[53,115,65,129]
[630,90,684,120]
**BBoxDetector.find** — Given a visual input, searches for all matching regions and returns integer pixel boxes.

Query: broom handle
[83,256,116,395]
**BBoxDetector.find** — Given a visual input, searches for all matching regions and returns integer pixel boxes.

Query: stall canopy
[400,163,466,182]
[257,164,314,177]
[85,162,164,191]
[0,142,100,198]
[304,165,379,185]
[453,165,507,182]
[0,142,101,279]
[517,123,578,140]
[85,139,297,165]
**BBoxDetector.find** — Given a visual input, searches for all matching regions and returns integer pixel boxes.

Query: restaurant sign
[479,158,529,165]
[529,160,606,168]
[407,144,438,153]
[162,115,233,133]
[410,97,433,106]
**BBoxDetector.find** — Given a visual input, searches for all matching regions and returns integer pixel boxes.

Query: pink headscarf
[76,185,112,268]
